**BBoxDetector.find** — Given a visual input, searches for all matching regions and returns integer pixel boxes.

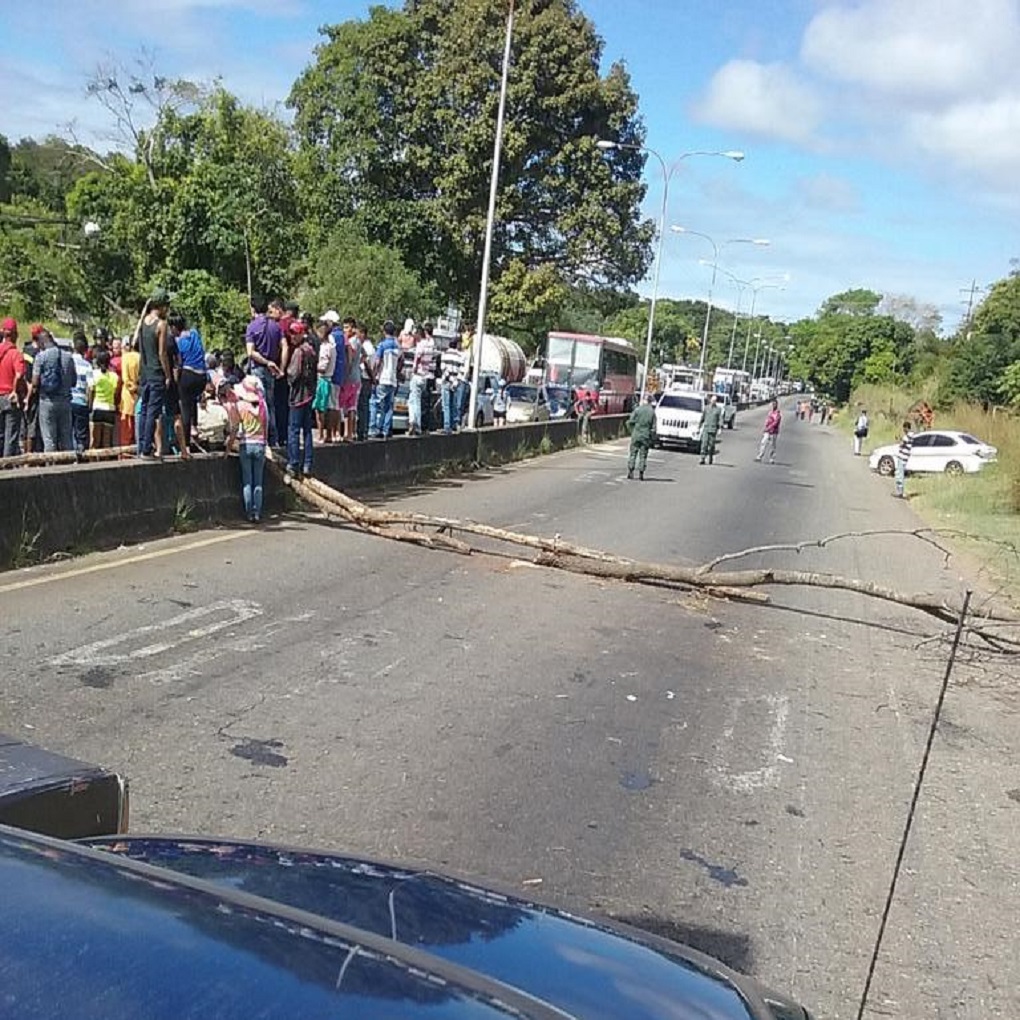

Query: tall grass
[846,383,1020,596]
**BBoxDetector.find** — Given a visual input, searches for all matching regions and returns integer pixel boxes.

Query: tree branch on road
[276,469,1020,648]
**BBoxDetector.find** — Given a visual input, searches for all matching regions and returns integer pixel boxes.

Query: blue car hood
[78,833,809,1019]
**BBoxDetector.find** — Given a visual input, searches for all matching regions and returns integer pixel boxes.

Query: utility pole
[959,279,987,340]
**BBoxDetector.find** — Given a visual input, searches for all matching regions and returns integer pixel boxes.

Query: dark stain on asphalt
[80,667,115,689]
[620,769,655,792]
[679,848,749,888]
[1007,788,1020,804]
[493,742,514,758]
[703,620,723,631]
[166,598,193,609]
[786,804,805,818]
[230,738,288,768]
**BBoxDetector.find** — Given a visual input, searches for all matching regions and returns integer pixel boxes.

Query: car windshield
[507,385,538,401]
[658,395,703,412]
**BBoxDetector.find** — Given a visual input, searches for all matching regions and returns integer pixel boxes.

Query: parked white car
[869,430,998,476]
[654,391,705,450]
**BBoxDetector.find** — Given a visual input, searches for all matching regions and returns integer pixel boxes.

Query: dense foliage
[1,0,1018,399]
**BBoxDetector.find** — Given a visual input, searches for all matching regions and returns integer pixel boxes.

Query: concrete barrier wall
[0,417,629,570]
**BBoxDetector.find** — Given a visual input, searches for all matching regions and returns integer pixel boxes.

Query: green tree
[605,299,694,364]
[818,287,882,317]
[289,0,653,323]
[942,274,1020,404]
[301,232,438,333]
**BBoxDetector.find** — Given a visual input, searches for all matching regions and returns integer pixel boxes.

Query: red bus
[543,331,639,414]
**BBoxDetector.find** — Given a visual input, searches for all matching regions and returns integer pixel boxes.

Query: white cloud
[692,60,823,144]
[910,94,1020,187]
[801,0,1020,105]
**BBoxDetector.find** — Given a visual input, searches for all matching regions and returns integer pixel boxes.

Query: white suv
[654,391,705,450]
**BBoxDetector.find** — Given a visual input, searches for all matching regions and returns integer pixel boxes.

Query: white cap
[319,310,341,324]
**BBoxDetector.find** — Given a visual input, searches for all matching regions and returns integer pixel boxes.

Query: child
[87,349,119,449]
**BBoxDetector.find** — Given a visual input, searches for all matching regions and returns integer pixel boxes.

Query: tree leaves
[289,0,653,327]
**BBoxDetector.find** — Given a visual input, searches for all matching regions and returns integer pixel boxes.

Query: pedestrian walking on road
[853,409,869,456]
[223,378,268,523]
[754,399,781,464]
[894,420,913,499]
[699,394,722,465]
[626,392,656,480]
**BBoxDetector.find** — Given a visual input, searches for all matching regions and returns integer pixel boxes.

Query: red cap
[1,317,17,334]
[30,324,45,338]
[289,320,307,336]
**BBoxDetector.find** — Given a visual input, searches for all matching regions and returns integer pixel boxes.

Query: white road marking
[50,599,264,668]
[711,693,790,793]
[0,531,247,594]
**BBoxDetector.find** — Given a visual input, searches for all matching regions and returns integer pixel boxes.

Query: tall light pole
[671,227,768,378]
[741,277,787,373]
[597,141,744,399]
[710,263,751,369]
[467,0,514,431]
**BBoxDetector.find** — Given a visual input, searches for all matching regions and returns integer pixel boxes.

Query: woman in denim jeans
[223,377,268,524]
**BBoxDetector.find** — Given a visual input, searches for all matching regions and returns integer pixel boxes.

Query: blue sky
[2,0,1018,331]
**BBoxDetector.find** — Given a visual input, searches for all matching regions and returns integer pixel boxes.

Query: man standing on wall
[138,289,172,459]
[0,318,27,457]
[244,296,284,447]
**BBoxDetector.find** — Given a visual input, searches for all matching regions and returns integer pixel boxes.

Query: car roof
[0,825,787,1019]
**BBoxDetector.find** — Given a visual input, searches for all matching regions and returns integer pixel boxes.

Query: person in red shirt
[0,317,28,457]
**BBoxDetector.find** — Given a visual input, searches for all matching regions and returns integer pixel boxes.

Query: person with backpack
[853,408,869,456]
[27,330,76,453]
[282,319,317,478]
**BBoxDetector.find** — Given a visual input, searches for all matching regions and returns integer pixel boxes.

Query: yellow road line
[0,531,246,595]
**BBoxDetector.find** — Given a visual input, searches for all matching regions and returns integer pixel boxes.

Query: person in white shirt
[853,409,869,456]
[408,323,436,436]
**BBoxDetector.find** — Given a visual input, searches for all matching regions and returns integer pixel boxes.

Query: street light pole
[671,228,768,379]
[597,142,744,399]
[741,277,787,373]
[467,0,514,431]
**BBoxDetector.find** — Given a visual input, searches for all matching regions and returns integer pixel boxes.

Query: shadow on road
[612,914,754,974]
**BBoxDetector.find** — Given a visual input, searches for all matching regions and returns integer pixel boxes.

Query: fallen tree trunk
[0,445,137,470]
[271,465,1020,639]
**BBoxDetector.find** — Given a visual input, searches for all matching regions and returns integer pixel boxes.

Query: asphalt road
[2,404,1017,1019]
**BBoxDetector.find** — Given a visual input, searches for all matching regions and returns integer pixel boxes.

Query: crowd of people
[0,293,491,523]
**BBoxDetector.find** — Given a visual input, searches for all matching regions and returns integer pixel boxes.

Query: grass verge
[845,384,1020,599]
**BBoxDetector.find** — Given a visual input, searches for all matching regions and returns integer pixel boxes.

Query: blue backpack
[38,349,65,396]
[329,328,346,387]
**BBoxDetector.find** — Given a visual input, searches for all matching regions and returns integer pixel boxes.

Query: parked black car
[0,823,811,1018]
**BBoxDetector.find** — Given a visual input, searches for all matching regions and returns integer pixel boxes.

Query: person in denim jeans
[439,339,465,433]
[368,320,400,439]
[137,292,172,458]
[283,321,316,477]
[244,297,284,447]
[407,323,435,435]
[223,379,268,523]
